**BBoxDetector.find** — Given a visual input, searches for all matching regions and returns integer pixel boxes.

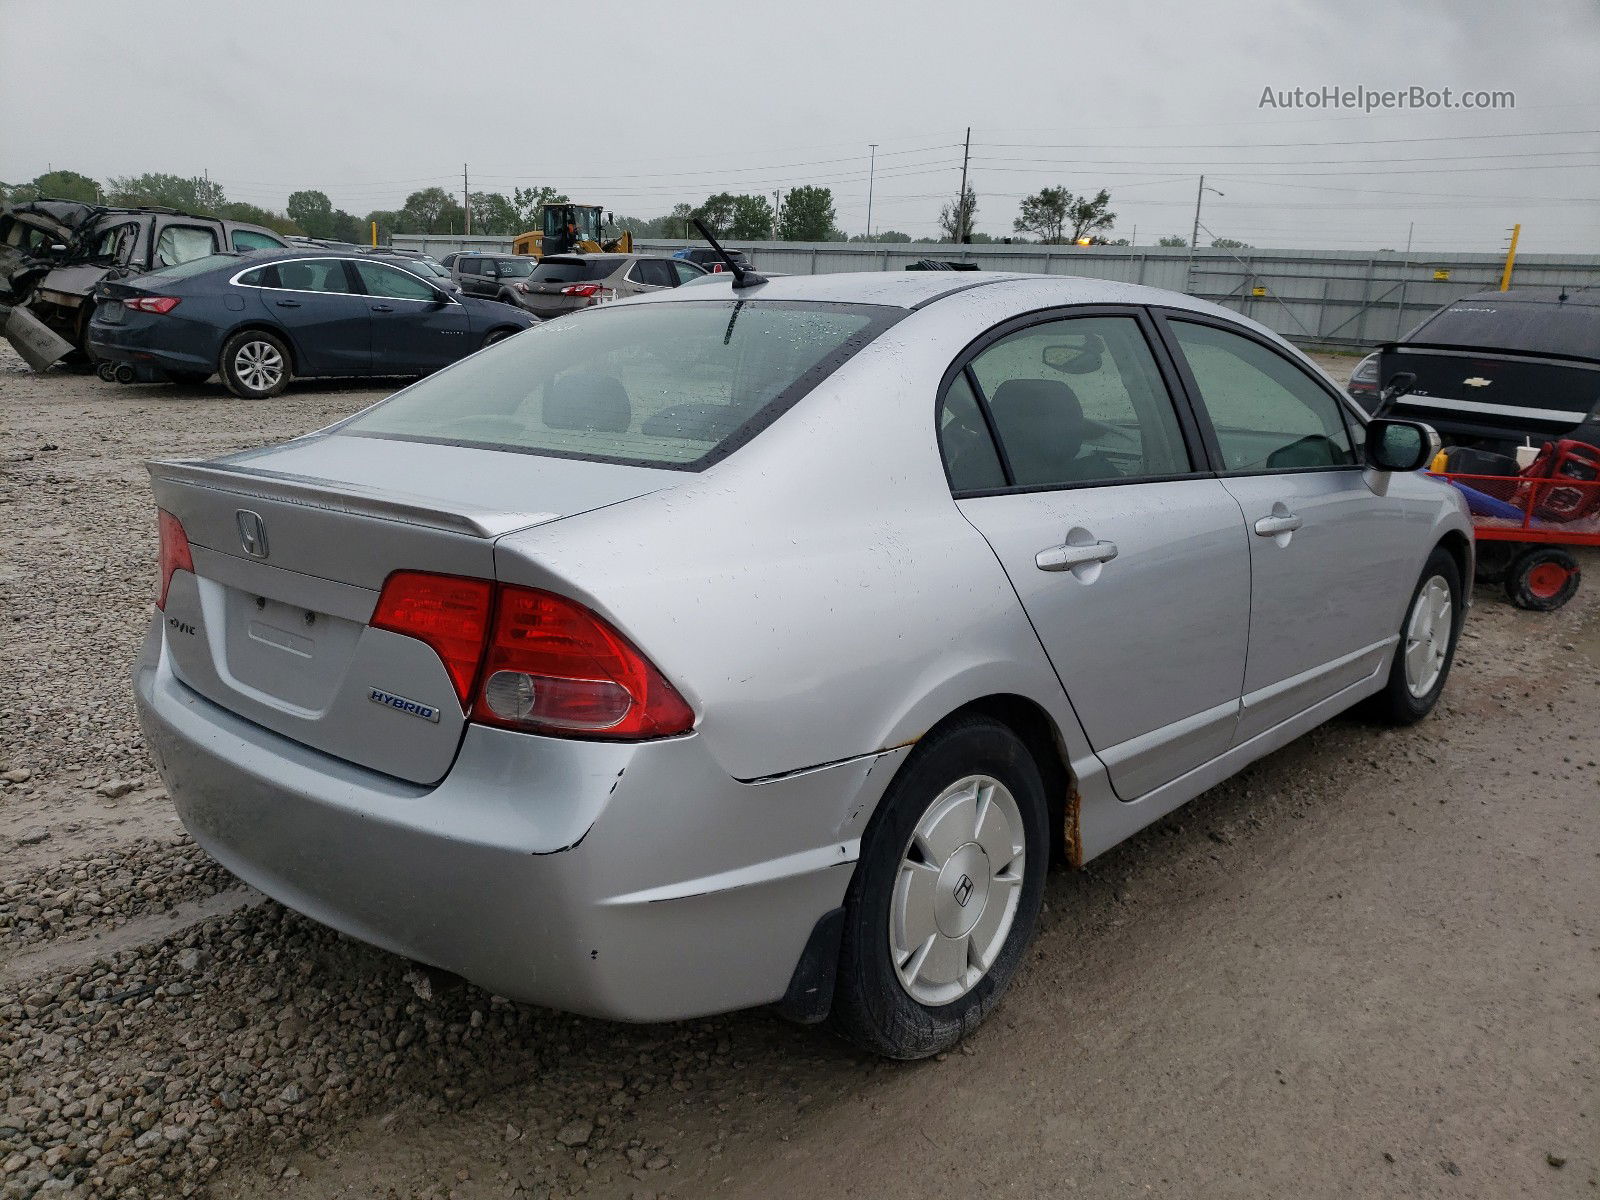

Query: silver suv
[513,253,705,319]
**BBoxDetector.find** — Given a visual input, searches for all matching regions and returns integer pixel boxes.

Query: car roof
[1452,286,1599,309]
[635,269,1032,309]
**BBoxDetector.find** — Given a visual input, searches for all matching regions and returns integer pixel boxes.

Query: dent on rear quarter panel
[489,300,1095,784]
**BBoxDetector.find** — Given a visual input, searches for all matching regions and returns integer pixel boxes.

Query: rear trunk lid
[1380,344,1600,444]
[149,434,680,783]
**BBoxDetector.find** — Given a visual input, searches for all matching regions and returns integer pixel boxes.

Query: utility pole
[957,126,971,243]
[1190,174,1223,249]
[772,189,782,240]
[463,164,471,236]
[866,143,878,240]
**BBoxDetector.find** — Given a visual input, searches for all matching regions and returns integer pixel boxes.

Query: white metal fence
[393,234,1599,351]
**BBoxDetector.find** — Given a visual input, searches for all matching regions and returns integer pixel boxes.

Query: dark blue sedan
[87,250,536,398]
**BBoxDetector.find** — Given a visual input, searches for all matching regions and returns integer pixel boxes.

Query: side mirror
[1364,418,1439,473]
[1370,370,1416,418]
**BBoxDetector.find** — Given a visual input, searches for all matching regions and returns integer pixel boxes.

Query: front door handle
[1253,512,1304,536]
[1036,539,1119,572]
[274,300,301,308]
[371,304,395,313]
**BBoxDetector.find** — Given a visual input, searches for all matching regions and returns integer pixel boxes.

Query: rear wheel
[1505,546,1580,611]
[830,716,1048,1059]
[1367,547,1462,725]
[220,331,290,399]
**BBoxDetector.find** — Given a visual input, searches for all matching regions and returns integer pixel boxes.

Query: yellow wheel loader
[511,203,633,259]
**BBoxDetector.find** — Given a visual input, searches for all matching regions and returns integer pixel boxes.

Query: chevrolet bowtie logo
[1463,376,1491,388]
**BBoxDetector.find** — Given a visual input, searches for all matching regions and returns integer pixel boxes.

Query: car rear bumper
[133,621,900,1022]
[88,319,213,374]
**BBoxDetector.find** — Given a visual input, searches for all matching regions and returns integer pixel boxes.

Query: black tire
[1366,546,1463,725]
[1504,546,1581,612]
[219,330,291,399]
[482,326,517,349]
[165,369,211,386]
[830,715,1049,1059]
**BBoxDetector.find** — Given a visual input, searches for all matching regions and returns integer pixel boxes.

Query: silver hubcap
[1403,575,1452,697]
[233,341,284,392]
[889,775,1025,1006]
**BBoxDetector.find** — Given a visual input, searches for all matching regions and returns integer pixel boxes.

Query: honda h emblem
[952,874,974,907]
[236,510,269,559]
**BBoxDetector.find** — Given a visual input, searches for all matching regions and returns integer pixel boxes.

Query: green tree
[469,191,521,236]
[106,173,225,214]
[511,185,568,229]
[286,189,335,237]
[691,192,740,238]
[365,210,404,244]
[20,170,103,204]
[849,229,912,243]
[329,209,363,243]
[1210,237,1253,249]
[1013,186,1070,243]
[728,194,774,240]
[216,201,299,235]
[777,186,836,241]
[399,187,465,233]
[937,186,977,242]
[1065,189,1116,243]
[1158,235,1188,247]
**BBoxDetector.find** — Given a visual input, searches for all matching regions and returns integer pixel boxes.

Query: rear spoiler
[146,458,560,538]
[1380,341,1600,369]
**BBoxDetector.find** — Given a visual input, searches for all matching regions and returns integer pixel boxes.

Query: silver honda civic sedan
[133,270,1472,1058]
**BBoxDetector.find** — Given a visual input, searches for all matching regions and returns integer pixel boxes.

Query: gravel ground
[1,345,1595,1200]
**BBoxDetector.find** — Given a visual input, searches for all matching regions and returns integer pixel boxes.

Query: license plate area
[221,588,362,713]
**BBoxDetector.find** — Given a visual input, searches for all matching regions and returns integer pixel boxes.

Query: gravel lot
[1,345,1596,1200]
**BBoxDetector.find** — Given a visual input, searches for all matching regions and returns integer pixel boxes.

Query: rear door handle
[274,300,301,308]
[1253,512,1303,536]
[1036,539,1119,572]
[371,304,395,313]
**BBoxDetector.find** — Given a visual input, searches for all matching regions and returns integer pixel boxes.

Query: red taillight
[124,296,181,314]
[559,283,603,297]
[155,509,194,609]
[370,572,494,708]
[477,586,693,739]
[369,574,693,737]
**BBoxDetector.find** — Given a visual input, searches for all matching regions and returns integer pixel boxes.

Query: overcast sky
[2,0,1596,254]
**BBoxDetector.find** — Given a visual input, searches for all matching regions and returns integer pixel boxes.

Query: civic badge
[1463,376,1491,388]
[236,509,269,559]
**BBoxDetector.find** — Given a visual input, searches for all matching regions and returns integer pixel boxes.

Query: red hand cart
[1431,439,1600,611]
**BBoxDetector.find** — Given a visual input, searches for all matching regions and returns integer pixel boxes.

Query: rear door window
[670,261,704,284]
[458,257,483,276]
[275,258,358,294]
[1169,319,1355,472]
[531,258,620,284]
[154,225,220,268]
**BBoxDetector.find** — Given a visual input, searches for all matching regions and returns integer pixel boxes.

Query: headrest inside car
[543,372,632,433]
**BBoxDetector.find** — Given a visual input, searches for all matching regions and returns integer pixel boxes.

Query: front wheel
[481,327,518,350]
[1367,547,1463,725]
[830,716,1049,1059]
[220,331,291,399]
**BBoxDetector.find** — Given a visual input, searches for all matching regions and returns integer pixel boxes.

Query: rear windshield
[530,258,620,284]
[139,254,239,284]
[495,258,534,277]
[338,300,901,469]
[1413,301,1600,360]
